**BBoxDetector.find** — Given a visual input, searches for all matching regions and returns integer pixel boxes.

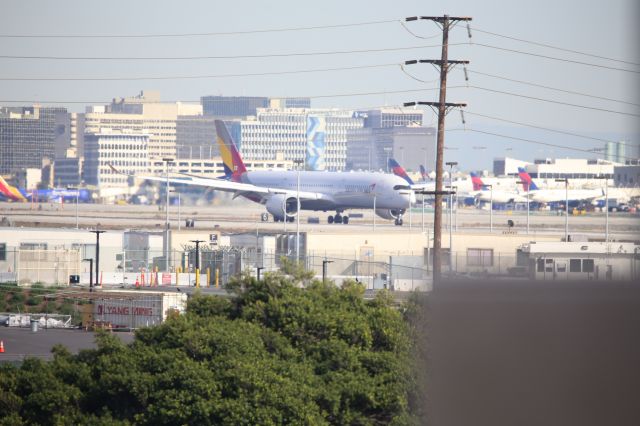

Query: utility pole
[404,14,471,283]
[89,230,105,292]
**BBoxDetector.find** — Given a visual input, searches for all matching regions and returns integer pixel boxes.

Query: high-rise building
[200,96,311,118]
[83,131,150,188]
[231,108,363,171]
[360,108,424,128]
[346,126,436,172]
[175,115,219,159]
[84,91,202,161]
[0,106,67,175]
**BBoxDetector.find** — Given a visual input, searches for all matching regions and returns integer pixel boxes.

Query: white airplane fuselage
[241,170,414,212]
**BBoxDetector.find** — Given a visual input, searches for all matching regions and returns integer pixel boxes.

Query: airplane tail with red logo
[469,172,485,191]
[214,120,247,182]
[0,176,27,202]
[517,167,539,191]
[389,158,415,185]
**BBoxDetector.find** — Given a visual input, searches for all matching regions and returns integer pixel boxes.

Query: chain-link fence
[5,245,635,287]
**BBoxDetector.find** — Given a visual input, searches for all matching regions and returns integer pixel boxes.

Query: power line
[0,62,399,81]
[449,128,638,161]
[0,87,443,105]
[0,44,443,61]
[471,42,640,74]
[0,19,398,39]
[470,26,640,67]
[467,69,640,108]
[466,85,640,117]
[464,110,639,148]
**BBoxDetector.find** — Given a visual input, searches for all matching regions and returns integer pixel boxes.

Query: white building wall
[237,108,364,171]
[84,132,150,188]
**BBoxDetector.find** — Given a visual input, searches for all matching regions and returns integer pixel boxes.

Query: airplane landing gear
[328,213,349,224]
[394,216,404,226]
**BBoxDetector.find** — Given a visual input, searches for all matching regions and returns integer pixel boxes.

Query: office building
[361,108,424,128]
[84,91,202,161]
[175,115,219,159]
[346,126,436,172]
[231,108,363,171]
[84,131,150,188]
[200,96,311,118]
[0,106,67,175]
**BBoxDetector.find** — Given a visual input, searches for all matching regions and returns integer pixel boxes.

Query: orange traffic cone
[0,340,5,353]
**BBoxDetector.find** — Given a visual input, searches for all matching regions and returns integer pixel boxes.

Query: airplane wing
[110,165,331,202]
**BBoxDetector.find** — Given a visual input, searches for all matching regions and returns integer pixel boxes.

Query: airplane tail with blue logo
[214,120,247,182]
[389,158,414,185]
[419,165,428,181]
[469,172,485,191]
[0,176,27,202]
[517,167,539,191]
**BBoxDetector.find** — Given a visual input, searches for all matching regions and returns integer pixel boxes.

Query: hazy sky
[1,0,638,169]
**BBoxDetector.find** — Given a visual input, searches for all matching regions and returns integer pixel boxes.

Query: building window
[569,259,581,272]
[467,248,494,267]
[537,258,545,272]
[0,243,6,261]
[582,259,594,273]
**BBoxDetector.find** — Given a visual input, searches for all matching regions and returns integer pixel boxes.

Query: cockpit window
[394,185,411,190]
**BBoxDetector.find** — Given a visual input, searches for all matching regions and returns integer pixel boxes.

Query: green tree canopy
[0,268,421,425]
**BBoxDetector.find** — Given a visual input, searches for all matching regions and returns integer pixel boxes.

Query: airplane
[116,120,415,226]
[469,173,528,204]
[517,168,603,204]
[0,176,91,203]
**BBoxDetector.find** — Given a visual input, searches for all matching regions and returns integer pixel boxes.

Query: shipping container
[92,290,187,329]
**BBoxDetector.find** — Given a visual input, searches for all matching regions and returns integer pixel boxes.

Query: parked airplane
[0,176,92,203]
[469,173,528,204]
[517,168,603,204]
[117,120,415,225]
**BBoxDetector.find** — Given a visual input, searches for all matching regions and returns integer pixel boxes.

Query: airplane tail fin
[0,176,27,202]
[214,120,247,181]
[470,172,485,191]
[419,165,427,181]
[517,167,539,191]
[389,158,415,185]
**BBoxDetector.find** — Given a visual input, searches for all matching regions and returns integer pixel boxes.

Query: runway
[1,201,639,240]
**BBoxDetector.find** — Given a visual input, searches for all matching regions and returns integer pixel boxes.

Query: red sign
[162,273,172,285]
[96,304,153,316]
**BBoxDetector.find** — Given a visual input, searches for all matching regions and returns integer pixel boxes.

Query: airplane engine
[265,194,299,219]
[375,208,404,220]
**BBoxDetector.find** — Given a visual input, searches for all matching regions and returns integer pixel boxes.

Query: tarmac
[0,327,135,362]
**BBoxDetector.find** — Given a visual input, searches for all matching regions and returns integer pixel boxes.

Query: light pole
[446,185,457,270]
[556,178,569,241]
[293,159,304,263]
[82,258,93,291]
[89,230,105,292]
[373,193,377,230]
[383,147,392,172]
[596,175,609,242]
[322,259,334,283]
[517,180,530,234]
[190,240,204,287]
[484,184,493,232]
[67,187,79,229]
[445,162,457,235]
[162,158,173,271]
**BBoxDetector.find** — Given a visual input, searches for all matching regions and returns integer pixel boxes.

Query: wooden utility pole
[404,14,471,283]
